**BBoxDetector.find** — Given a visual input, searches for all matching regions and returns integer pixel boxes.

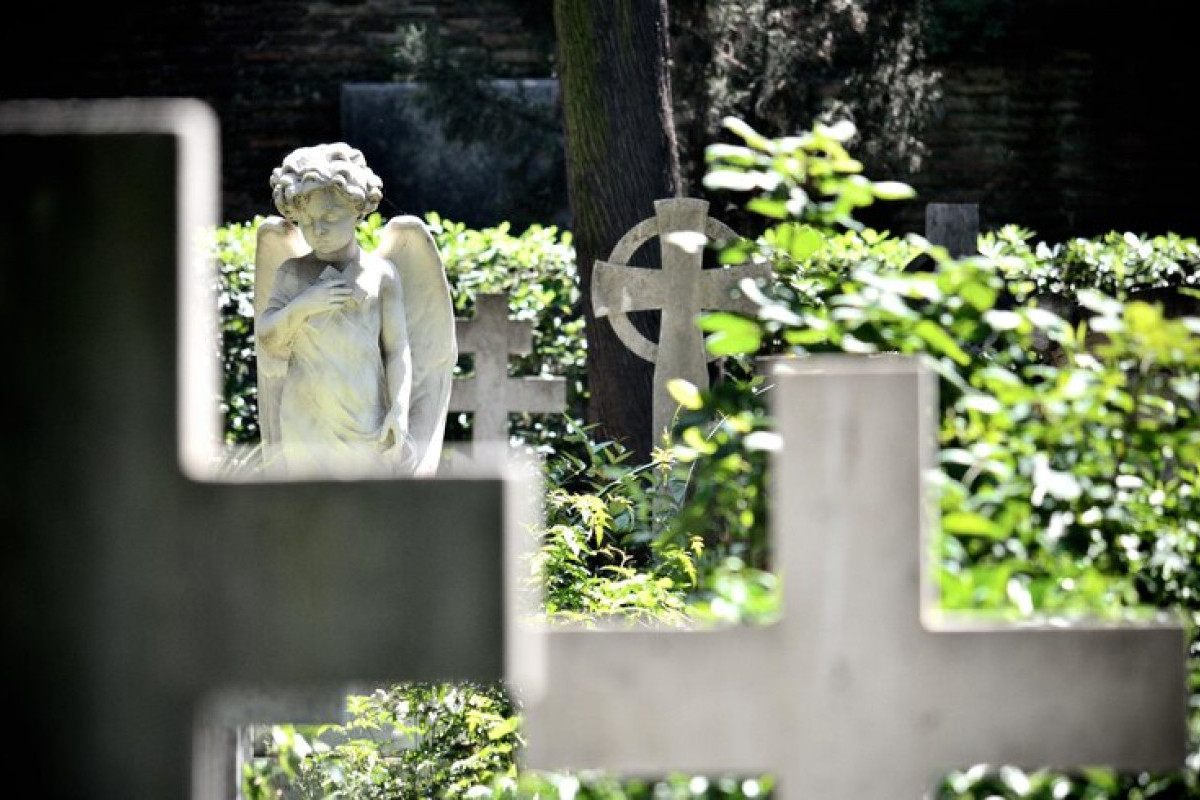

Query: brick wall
[901,49,1200,242]
[3,0,554,222]
[879,1,1200,242]
[4,1,1196,240]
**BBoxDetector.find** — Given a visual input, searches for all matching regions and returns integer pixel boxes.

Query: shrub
[685,115,1200,797]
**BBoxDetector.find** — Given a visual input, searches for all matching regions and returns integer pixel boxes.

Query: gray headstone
[341,80,568,231]
[1,99,527,800]
[926,202,979,258]
[514,356,1187,798]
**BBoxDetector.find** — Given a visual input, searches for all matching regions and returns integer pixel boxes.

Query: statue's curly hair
[270,142,383,219]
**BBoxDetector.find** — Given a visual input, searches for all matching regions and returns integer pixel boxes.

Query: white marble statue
[254,142,456,478]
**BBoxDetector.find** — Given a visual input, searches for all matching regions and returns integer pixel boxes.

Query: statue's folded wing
[376,215,458,476]
[254,216,307,457]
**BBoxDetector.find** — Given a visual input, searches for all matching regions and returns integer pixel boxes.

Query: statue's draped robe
[260,256,414,476]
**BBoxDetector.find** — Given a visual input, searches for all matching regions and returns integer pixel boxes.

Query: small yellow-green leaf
[783,223,825,261]
[784,327,829,346]
[703,169,760,192]
[487,715,522,740]
[943,511,1003,538]
[722,116,771,151]
[700,312,763,355]
[746,197,790,219]
[667,378,703,411]
[871,180,916,200]
[682,426,718,455]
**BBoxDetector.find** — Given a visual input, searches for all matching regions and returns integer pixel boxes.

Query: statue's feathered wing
[253,217,307,463]
[376,215,458,476]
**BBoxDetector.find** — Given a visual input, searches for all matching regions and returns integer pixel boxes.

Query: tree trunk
[553,0,682,462]
[668,0,711,197]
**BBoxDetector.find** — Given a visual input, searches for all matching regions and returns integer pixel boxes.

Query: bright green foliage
[983,225,1200,301]
[237,117,1200,797]
[212,219,264,443]
[684,115,1200,797]
[533,423,701,626]
[242,682,517,799]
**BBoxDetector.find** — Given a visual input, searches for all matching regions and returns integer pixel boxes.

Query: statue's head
[270,142,383,222]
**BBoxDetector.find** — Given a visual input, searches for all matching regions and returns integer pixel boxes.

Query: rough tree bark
[553,0,682,462]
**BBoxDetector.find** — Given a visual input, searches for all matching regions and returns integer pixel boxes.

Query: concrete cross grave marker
[513,356,1188,798]
[450,293,567,452]
[592,197,770,442]
[1,100,534,800]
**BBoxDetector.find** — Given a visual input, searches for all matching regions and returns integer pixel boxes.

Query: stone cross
[926,202,979,258]
[591,197,770,442]
[514,356,1187,798]
[1,100,530,800]
[450,293,567,448]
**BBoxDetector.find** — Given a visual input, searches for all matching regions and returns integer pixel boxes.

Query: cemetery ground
[214,119,1200,799]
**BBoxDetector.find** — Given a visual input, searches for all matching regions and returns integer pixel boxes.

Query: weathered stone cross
[1,100,529,800]
[515,356,1187,798]
[592,197,770,441]
[450,292,567,448]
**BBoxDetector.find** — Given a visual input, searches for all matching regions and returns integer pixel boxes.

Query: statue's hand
[378,411,419,474]
[377,410,411,450]
[294,278,353,318]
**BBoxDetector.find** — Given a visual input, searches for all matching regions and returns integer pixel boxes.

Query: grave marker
[1,99,531,800]
[591,197,770,441]
[515,356,1187,798]
[926,202,979,258]
[450,293,568,448]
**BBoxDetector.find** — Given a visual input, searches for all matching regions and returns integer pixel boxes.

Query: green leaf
[816,119,857,143]
[1076,288,1123,317]
[871,180,916,200]
[746,197,790,219]
[667,378,703,411]
[960,281,997,312]
[914,320,971,365]
[780,223,825,261]
[721,116,771,151]
[705,143,760,166]
[943,511,1004,538]
[983,309,1023,331]
[784,327,830,346]
[486,715,521,740]
[703,169,760,192]
[700,312,763,356]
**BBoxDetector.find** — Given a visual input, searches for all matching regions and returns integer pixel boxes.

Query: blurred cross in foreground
[515,356,1187,798]
[1,99,528,800]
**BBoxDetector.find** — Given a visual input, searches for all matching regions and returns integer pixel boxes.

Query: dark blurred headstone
[0,98,514,800]
[342,80,569,231]
[926,202,979,258]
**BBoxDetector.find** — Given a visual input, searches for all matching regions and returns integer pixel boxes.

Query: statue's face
[295,187,358,258]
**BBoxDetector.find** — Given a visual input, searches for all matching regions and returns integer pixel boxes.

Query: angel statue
[253,142,457,478]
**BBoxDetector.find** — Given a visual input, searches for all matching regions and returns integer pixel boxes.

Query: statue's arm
[379,259,414,437]
[257,262,312,361]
